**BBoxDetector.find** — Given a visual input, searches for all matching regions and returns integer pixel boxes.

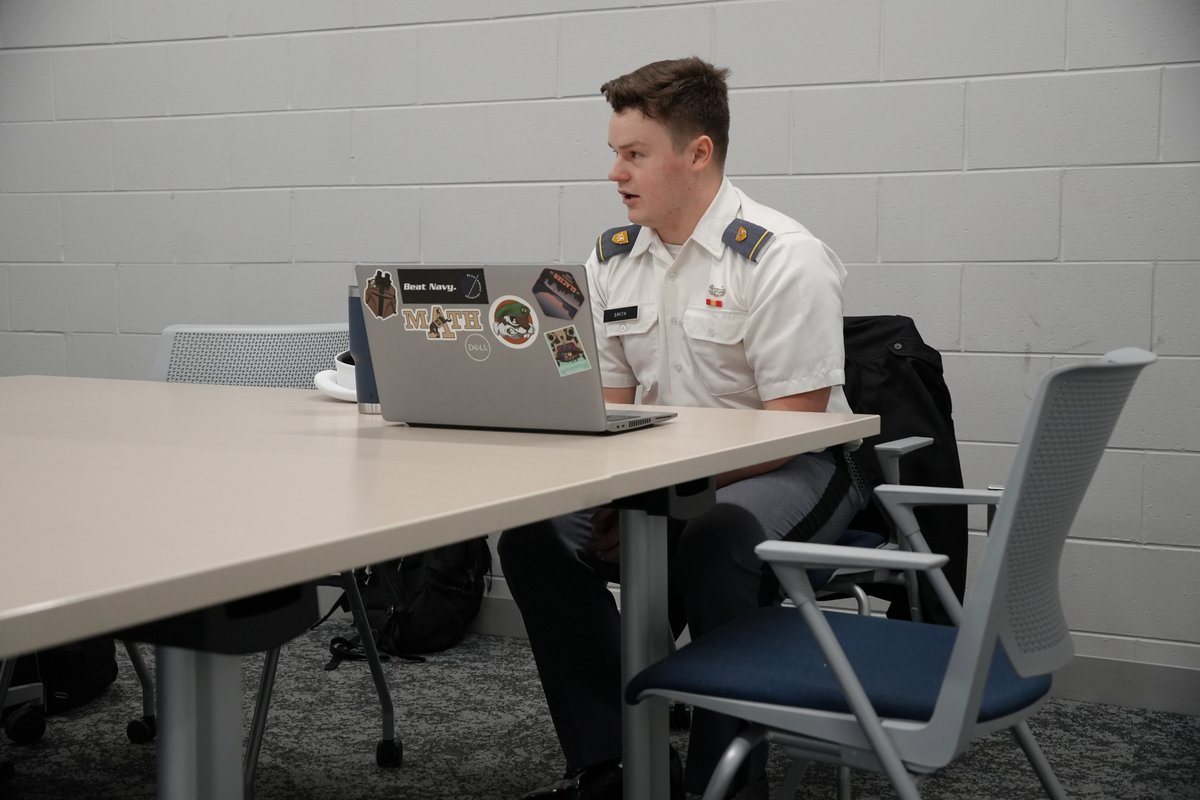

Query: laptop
[353,264,676,434]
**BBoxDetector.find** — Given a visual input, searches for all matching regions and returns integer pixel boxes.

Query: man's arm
[603,386,637,405]
[715,386,831,488]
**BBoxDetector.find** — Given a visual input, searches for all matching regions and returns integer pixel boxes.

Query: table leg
[156,646,243,800]
[620,507,672,799]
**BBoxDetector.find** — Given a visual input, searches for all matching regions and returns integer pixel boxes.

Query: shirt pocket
[602,301,659,390]
[681,307,756,396]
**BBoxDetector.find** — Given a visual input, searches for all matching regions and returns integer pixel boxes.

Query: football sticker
[489,295,538,349]
[545,325,592,377]
[363,269,397,320]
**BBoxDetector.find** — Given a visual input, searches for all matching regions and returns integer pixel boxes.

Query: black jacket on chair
[842,315,968,622]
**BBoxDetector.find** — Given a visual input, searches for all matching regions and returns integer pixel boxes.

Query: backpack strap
[722,218,774,262]
[596,224,641,263]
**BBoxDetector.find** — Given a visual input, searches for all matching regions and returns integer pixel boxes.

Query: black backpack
[327,537,492,664]
[10,637,118,716]
[842,315,968,622]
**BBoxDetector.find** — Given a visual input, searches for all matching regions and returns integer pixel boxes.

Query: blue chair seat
[806,528,887,589]
[627,606,1050,723]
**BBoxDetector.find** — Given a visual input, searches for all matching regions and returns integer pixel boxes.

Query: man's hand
[591,506,621,563]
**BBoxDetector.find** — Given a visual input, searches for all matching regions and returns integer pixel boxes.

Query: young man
[498,57,866,800]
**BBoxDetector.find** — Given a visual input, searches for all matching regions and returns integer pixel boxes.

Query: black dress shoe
[519,758,622,800]
[520,749,684,800]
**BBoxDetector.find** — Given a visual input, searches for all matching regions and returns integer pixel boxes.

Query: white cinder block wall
[1,1,1198,705]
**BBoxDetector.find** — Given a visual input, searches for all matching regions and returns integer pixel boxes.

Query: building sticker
[400,306,485,341]
[545,325,592,377]
[489,295,538,349]
[532,268,584,320]
[363,269,398,320]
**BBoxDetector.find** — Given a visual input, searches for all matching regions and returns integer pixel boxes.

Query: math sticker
[544,325,592,377]
[363,269,398,320]
[489,295,538,349]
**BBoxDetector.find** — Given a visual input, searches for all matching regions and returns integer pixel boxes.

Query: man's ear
[690,134,715,171]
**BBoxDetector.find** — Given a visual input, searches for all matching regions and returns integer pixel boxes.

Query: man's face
[607,109,698,242]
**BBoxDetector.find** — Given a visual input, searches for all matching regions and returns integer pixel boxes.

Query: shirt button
[619,324,627,332]
[668,272,677,281]
[670,316,679,325]
[674,364,683,373]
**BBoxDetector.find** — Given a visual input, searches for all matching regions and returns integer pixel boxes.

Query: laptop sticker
[545,325,592,377]
[489,296,538,349]
[364,269,398,320]
[401,306,485,341]
[394,268,489,305]
[532,268,584,320]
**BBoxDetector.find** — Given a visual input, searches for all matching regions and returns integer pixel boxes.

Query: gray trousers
[497,450,868,794]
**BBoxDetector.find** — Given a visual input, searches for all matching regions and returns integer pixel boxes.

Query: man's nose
[608,158,627,183]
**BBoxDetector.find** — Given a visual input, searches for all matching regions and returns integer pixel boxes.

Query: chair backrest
[961,348,1155,681]
[151,324,349,388]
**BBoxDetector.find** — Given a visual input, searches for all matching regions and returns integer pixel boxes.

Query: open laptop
[353,264,676,434]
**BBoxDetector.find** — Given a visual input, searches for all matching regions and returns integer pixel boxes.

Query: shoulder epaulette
[722,218,774,263]
[595,225,641,263]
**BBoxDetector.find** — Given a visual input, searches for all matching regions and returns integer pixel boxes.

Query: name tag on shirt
[603,306,638,323]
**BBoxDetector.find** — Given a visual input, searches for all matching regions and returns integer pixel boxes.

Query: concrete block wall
[1,1,1198,695]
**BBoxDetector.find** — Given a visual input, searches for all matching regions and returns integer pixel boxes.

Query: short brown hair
[600,57,731,165]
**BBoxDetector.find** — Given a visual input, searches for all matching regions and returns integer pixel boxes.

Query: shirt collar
[689,178,740,259]
[628,177,740,261]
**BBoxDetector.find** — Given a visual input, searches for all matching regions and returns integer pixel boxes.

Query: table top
[0,375,878,659]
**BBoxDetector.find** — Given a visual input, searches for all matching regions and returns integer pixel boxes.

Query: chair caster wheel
[669,701,691,730]
[376,739,402,768]
[126,715,157,743]
[3,703,46,745]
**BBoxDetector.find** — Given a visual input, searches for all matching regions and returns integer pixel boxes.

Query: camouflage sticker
[544,325,592,377]
[363,269,397,320]
[489,295,538,349]
[532,268,584,320]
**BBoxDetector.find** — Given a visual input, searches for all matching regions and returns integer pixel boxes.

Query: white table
[0,375,878,798]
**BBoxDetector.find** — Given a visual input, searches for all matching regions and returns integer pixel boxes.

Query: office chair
[629,347,1155,800]
[140,323,401,797]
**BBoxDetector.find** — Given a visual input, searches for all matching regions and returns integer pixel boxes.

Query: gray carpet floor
[2,627,1198,799]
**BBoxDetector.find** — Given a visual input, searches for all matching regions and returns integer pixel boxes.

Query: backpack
[10,637,118,716]
[326,537,492,665]
[842,315,968,622]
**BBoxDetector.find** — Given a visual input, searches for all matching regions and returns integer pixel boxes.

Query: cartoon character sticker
[532,268,584,320]
[544,325,592,377]
[363,269,397,320]
[489,295,538,349]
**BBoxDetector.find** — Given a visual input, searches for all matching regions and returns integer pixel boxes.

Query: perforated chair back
[151,323,348,388]
[969,348,1156,679]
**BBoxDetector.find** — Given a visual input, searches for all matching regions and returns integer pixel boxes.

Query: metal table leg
[156,646,243,800]
[620,506,672,799]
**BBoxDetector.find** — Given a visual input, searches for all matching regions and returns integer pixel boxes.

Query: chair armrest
[873,484,1002,509]
[875,485,1002,544]
[755,541,948,573]
[872,436,933,484]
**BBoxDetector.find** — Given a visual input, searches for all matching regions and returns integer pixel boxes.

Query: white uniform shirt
[586,178,850,414]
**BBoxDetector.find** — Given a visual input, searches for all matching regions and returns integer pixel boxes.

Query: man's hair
[600,57,731,165]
